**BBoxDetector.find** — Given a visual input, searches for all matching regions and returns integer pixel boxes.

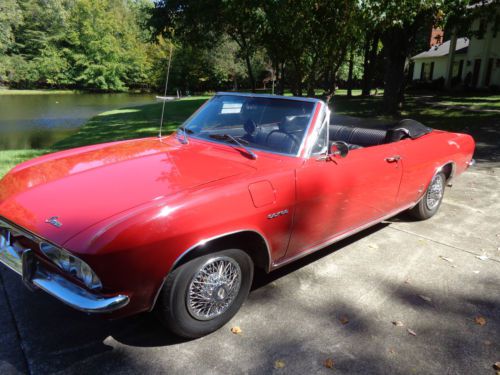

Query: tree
[261,0,357,98]
[360,0,443,113]
[150,0,264,92]
[0,0,22,55]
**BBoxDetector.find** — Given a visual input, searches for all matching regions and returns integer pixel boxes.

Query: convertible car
[0,93,475,338]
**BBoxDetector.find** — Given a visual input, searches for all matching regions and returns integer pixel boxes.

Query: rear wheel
[409,172,446,220]
[156,249,253,338]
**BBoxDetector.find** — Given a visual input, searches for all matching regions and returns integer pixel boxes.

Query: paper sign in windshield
[221,102,242,114]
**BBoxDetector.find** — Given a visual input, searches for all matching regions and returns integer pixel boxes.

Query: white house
[412,38,469,83]
[411,2,500,88]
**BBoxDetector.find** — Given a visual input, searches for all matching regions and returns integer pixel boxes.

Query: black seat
[329,125,387,148]
[265,116,307,154]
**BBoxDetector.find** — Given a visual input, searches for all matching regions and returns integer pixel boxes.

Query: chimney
[430,27,444,47]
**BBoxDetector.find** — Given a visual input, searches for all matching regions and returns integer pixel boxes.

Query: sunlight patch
[98,108,141,116]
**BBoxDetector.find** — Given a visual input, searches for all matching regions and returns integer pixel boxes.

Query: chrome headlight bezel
[39,242,102,290]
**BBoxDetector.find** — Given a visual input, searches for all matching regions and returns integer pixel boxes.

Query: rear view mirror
[330,141,349,158]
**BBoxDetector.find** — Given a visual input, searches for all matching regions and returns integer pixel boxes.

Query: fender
[148,228,272,312]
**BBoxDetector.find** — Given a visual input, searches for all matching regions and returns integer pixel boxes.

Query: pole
[159,43,174,138]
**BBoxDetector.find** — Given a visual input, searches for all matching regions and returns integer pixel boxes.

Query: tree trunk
[445,32,457,89]
[347,48,354,97]
[244,54,256,92]
[382,29,409,114]
[361,32,379,96]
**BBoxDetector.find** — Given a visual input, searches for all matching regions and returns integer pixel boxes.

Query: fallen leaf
[404,278,411,284]
[493,362,500,370]
[324,358,335,369]
[392,320,404,327]
[407,328,417,336]
[274,360,285,369]
[230,326,242,334]
[388,348,396,355]
[439,255,453,263]
[476,255,489,261]
[418,295,432,302]
[483,340,492,346]
[368,244,378,249]
[339,316,349,325]
[474,316,487,326]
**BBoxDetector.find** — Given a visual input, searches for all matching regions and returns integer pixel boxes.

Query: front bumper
[0,218,129,313]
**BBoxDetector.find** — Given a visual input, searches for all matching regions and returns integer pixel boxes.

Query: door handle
[385,155,401,163]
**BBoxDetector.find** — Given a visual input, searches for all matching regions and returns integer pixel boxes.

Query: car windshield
[183,95,316,155]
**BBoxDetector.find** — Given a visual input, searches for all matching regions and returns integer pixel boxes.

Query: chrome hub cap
[426,175,444,210]
[187,256,241,321]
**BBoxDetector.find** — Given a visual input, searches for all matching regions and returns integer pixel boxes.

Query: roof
[412,37,469,60]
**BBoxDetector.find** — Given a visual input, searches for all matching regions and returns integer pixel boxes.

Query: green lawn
[332,91,500,132]
[0,89,80,95]
[1,91,498,178]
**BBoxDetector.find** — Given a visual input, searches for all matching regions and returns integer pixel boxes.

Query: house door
[472,59,481,87]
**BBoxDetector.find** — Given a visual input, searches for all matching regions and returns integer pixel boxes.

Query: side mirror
[330,141,349,158]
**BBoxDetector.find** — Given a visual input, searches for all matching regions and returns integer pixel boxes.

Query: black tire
[156,249,254,338]
[409,172,446,220]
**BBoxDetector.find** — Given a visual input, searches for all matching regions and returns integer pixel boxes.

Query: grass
[331,91,500,132]
[0,89,80,95]
[1,90,498,177]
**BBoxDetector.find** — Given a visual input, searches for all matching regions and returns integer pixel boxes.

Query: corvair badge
[45,216,62,228]
[267,209,289,220]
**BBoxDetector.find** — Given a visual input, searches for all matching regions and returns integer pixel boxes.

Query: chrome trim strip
[215,92,322,103]
[148,229,272,312]
[435,160,456,188]
[271,203,415,270]
[296,102,322,157]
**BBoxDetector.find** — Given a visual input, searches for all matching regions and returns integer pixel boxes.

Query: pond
[0,92,155,150]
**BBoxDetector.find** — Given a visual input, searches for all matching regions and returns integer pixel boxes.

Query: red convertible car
[0,93,475,338]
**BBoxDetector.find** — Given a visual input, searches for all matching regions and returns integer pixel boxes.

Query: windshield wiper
[209,134,257,159]
[176,126,193,144]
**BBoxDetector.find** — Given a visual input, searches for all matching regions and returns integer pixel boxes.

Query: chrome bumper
[467,159,476,168]
[0,220,129,313]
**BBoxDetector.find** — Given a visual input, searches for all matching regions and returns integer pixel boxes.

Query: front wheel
[409,172,446,220]
[156,249,254,338]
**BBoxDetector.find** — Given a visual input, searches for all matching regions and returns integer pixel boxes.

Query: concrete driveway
[1,165,499,375]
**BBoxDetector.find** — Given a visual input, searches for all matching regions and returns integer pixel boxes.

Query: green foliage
[0,0,162,91]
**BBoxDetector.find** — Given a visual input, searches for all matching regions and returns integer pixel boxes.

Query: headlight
[39,243,102,290]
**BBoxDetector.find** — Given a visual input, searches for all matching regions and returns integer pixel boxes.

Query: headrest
[280,115,309,133]
[244,118,257,134]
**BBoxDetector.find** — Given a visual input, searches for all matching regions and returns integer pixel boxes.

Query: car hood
[0,137,256,246]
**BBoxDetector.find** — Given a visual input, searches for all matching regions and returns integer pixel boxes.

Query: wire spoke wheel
[187,256,242,321]
[426,174,444,210]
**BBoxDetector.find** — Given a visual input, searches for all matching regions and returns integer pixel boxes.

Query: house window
[429,62,435,80]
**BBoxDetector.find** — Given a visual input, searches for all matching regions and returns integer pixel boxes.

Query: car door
[285,125,403,260]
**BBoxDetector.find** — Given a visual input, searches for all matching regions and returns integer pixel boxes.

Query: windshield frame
[181,93,321,158]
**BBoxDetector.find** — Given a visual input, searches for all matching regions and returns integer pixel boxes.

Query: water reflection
[0,92,155,150]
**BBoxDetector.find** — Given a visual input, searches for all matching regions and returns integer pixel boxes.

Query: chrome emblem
[267,209,289,220]
[45,216,62,228]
